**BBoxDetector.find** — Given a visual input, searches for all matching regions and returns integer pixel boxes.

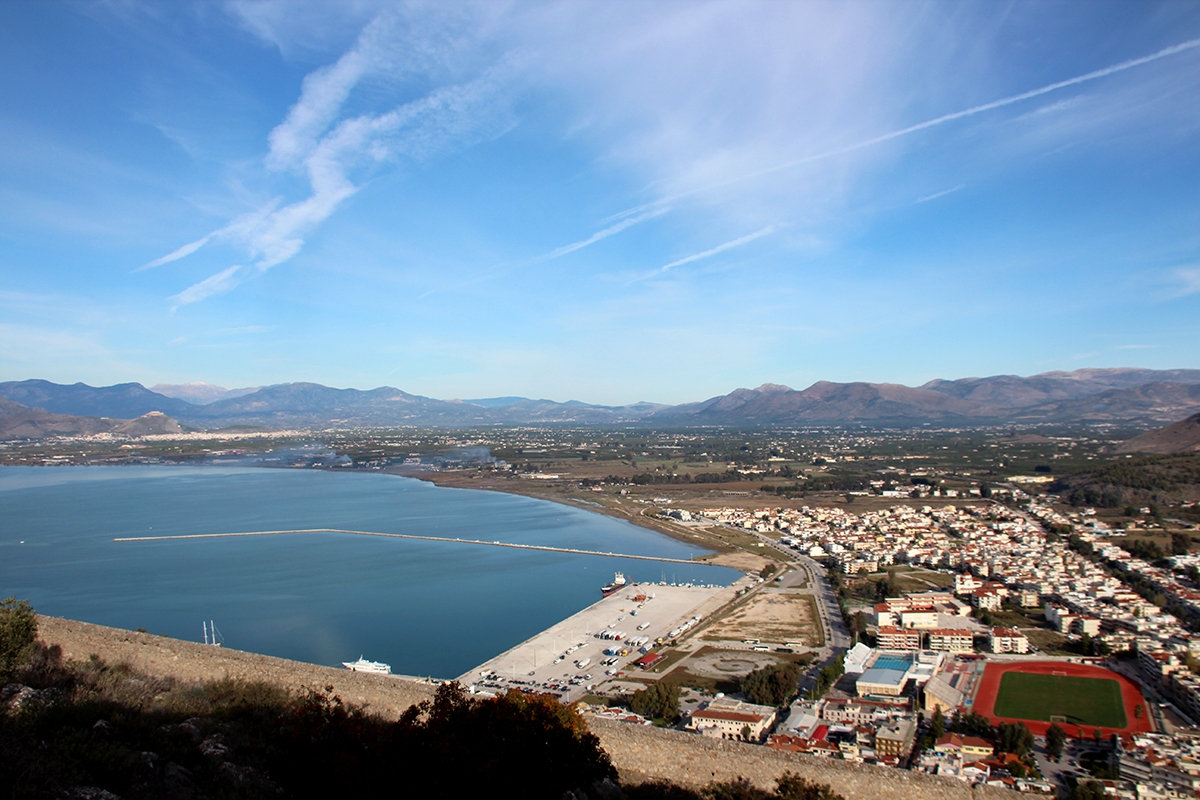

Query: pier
[113,528,702,564]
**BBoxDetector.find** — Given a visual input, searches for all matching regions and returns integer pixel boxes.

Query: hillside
[1052,453,1200,509]
[1117,412,1200,454]
[656,381,997,423]
[0,397,184,439]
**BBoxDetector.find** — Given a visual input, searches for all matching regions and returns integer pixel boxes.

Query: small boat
[342,656,391,674]
[601,572,628,597]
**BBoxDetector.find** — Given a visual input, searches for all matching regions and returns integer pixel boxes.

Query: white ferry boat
[342,656,392,674]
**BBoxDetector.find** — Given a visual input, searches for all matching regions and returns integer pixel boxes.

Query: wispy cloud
[171,265,245,309]
[627,225,776,285]
[542,207,670,260]
[136,234,212,271]
[1116,344,1158,350]
[152,11,515,306]
[1175,266,1200,296]
[917,185,965,204]
[606,36,1200,220]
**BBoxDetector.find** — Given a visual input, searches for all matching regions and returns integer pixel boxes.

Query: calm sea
[0,466,737,678]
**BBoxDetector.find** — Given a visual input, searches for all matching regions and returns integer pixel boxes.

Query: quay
[112,527,702,564]
[463,578,754,704]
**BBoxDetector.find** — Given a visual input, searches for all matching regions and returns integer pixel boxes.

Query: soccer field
[992,672,1127,729]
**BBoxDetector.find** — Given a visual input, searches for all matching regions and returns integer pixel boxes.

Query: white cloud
[1176,266,1200,296]
[171,265,245,308]
[136,234,212,271]
[152,8,516,305]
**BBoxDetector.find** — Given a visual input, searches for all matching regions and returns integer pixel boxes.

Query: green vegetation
[993,672,1127,728]
[629,681,681,723]
[1,648,616,798]
[739,662,802,707]
[996,721,1035,757]
[1058,453,1200,509]
[809,653,845,699]
[0,597,37,679]
[1046,722,1067,761]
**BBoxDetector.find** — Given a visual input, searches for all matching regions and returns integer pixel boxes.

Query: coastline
[380,465,774,574]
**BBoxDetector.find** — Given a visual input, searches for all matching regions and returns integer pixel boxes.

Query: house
[927,629,975,653]
[687,696,777,742]
[876,626,922,651]
[875,718,917,759]
[988,627,1029,654]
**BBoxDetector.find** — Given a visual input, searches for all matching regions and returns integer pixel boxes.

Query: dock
[113,528,702,564]
[461,579,754,704]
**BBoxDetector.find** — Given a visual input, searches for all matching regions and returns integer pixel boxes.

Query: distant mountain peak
[753,383,793,393]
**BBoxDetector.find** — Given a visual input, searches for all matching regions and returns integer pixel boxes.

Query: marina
[462,577,756,704]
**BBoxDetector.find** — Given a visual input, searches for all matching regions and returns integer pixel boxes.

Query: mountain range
[2,367,1200,435]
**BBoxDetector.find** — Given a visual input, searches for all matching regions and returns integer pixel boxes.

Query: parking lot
[460,579,746,703]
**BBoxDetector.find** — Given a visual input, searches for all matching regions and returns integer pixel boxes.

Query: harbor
[461,575,757,703]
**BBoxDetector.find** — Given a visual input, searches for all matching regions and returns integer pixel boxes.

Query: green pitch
[993,672,1127,728]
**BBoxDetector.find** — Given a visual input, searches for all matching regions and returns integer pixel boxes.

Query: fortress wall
[590,720,1012,800]
[35,616,436,719]
[36,616,1010,800]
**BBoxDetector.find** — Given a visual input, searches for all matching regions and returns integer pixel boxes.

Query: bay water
[0,466,737,678]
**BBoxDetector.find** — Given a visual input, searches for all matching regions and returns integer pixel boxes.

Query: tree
[997,721,1034,757]
[1070,779,1107,800]
[1046,722,1067,761]
[929,707,946,741]
[630,681,681,722]
[950,710,994,738]
[740,662,802,707]
[773,773,847,800]
[849,612,868,643]
[0,597,37,678]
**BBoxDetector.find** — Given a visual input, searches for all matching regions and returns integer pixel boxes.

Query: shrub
[0,597,37,678]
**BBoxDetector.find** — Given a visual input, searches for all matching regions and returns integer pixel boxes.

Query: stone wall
[36,616,1010,800]
[36,616,436,720]
[590,720,1012,799]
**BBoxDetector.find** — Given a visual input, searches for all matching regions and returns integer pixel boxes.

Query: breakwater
[113,527,702,564]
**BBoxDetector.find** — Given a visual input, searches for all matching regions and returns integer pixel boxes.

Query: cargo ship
[601,572,628,597]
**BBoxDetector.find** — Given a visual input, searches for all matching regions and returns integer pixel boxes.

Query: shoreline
[379,465,774,574]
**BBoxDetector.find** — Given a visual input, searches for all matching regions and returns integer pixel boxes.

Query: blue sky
[1,1,1199,405]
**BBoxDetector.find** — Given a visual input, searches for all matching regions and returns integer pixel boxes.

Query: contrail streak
[611,37,1200,219]
[626,225,776,285]
[542,206,670,260]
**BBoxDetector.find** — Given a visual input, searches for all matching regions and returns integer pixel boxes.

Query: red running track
[971,660,1153,739]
